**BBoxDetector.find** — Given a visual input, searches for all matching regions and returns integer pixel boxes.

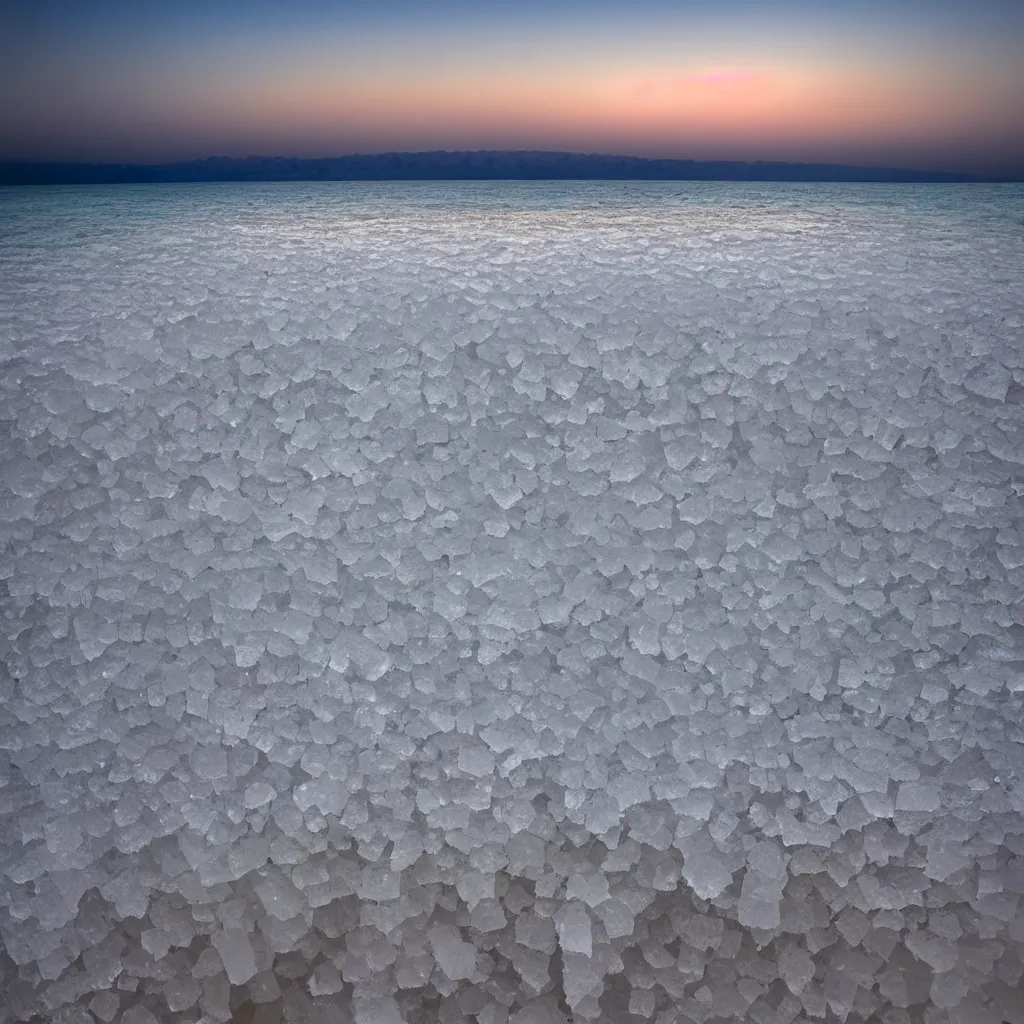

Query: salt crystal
[565,872,610,908]
[211,927,258,985]
[682,854,734,900]
[458,743,496,778]
[555,901,593,957]
[963,363,1010,401]
[737,871,782,930]
[429,924,478,980]
[895,781,941,812]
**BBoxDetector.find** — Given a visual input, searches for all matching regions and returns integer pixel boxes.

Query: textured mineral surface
[0,182,1022,1023]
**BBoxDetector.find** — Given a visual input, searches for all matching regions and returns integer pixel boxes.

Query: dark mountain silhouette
[0,150,1012,185]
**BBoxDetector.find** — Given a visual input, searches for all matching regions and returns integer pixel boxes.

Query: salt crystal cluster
[1,183,1023,1024]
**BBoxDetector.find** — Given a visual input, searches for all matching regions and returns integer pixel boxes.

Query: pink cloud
[632,69,765,95]
[683,70,762,85]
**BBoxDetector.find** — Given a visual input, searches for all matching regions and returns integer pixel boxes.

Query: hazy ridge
[0,149,1011,185]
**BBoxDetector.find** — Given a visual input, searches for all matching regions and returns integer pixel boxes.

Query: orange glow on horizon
[170,57,1005,165]
[6,34,1021,172]
[2,0,1021,172]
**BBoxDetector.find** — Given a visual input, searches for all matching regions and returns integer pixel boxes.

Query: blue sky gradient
[3,0,1022,173]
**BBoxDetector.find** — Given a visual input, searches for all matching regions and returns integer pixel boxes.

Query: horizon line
[2,149,1022,185]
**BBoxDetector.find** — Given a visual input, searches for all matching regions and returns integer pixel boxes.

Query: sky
[2,0,1023,174]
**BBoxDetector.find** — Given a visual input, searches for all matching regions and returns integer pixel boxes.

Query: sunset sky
[2,0,1023,174]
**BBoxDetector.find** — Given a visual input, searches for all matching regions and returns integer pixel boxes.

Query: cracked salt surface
[1,181,1023,1024]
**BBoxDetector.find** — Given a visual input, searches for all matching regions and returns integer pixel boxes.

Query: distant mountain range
[0,150,1016,185]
